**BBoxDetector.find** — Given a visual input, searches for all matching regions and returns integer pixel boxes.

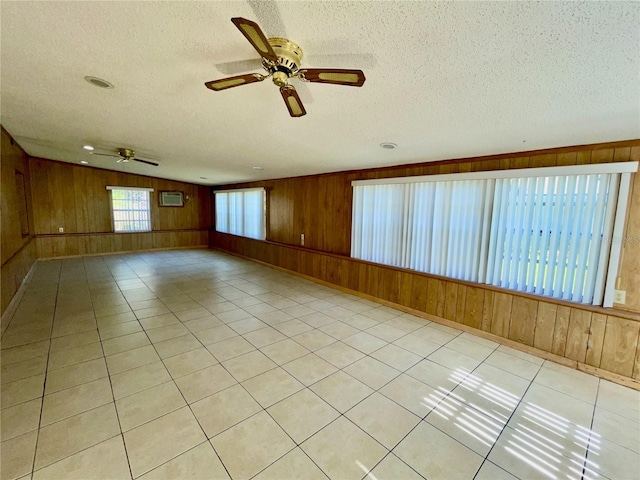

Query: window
[106,186,153,232]
[215,188,266,240]
[351,162,637,307]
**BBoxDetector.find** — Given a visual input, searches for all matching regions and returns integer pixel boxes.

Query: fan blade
[231,17,278,64]
[133,158,159,167]
[204,73,266,91]
[89,152,120,158]
[280,86,306,118]
[298,69,366,87]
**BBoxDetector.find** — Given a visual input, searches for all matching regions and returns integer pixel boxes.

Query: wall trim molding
[211,245,640,391]
[1,257,38,337]
[1,235,34,268]
[35,228,209,238]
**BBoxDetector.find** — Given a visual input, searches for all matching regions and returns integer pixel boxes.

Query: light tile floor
[1,249,639,480]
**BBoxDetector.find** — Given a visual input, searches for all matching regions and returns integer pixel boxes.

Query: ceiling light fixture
[84,76,114,89]
[252,166,264,170]
[380,142,397,149]
[80,160,89,164]
[200,177,207,179]
[83,145,94,151]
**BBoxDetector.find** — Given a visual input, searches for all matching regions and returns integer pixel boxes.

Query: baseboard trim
[211,246,640,391]
[1,258,39,337]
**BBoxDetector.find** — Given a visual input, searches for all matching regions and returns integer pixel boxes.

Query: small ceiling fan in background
[90,148,159,166]
[204,17,366,117]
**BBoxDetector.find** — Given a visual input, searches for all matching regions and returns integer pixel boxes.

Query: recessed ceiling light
[380,142,397,149]
[252,166,263,170]
[84,76,114,89]
[80,160,89,165]
[83,145,94,151]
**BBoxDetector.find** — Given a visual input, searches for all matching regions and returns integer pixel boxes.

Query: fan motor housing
[265,37,303,74]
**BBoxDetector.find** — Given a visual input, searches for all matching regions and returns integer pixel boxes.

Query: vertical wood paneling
[565,309,592,362]
[456,285,467,324]
[436,280,446,318]
[534,302,557,352]
[463,286,483,329]
[28,157,210,258]
[591,149,614,164]
[426,278,439,315]
[398,272,413,309]
[616,146,640,312]
[481,291,494,332]
[491,293,513,337]
[1,128,37,315]
[409,275,427,312]
[552,306,571,356]
[444,282,458,321]
[380,269,401,304]
[509,297,538,346]
[585,313,607,367]
[600,316,640,377]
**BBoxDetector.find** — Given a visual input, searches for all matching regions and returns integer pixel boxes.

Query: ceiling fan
[204,17,366,117]
[90,148,159,166]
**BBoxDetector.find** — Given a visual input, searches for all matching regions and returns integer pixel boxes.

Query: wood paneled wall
[213,141,640,311]
[1,128,37,315]
[29,157,211,258]
[211,140,640,383]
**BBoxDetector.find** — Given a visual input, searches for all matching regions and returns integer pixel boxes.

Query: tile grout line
[99,258,136,480]
[28,259,62,478]
[471,358,545,479]
[581,378,601,480]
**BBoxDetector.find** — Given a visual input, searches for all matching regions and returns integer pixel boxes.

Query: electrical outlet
[58,227,64,233]
[300,233,305,246]
[614,290,626,304]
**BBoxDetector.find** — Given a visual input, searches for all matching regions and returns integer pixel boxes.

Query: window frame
[351,162,638,308]
[106,186,154,233]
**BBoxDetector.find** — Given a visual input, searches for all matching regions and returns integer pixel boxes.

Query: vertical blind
[351,163,636,307]
[352,181,493,282]
[215,188,266,240]
[106,187,153,233]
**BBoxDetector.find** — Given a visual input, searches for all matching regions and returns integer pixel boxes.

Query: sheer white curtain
[215,188,266,240]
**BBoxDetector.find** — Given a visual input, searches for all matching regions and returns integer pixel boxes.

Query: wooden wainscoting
[211,232,640,385]
[37,230,209,258]
[1,237,37,316]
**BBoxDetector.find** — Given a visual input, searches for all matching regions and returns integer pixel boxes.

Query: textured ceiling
[1,1,639,186]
